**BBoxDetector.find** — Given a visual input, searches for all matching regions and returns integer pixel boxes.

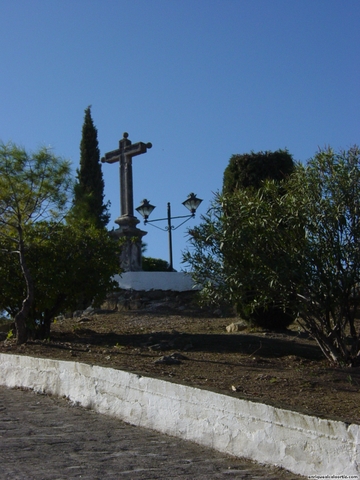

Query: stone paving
[0,386,306,480]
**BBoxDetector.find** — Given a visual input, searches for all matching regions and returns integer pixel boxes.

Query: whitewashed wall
[0,353,359,478]
[114,272,197,291]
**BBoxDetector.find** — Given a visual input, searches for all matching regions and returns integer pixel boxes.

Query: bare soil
[2,309,360,425]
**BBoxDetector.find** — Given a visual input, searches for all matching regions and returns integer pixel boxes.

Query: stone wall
[102,289,213,316]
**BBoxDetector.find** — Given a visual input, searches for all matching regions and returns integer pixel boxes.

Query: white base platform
[114,272,197,291]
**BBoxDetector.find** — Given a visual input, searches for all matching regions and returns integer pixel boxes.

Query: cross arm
[101,149,121,164]
[125,141,152,158]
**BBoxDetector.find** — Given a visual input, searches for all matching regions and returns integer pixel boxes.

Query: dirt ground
[2,308,360,426]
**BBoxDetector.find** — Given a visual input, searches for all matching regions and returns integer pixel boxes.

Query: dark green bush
[142,257,170,272]
[223,149,294,194]
[238,304,295,330]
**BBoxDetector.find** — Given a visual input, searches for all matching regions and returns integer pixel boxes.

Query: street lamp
[136,193,202,271]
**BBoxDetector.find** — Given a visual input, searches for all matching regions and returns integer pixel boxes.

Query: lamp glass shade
[136,199,156,219]
[182,193,203,214]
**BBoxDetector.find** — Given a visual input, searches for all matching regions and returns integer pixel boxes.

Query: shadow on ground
[47,328,323,361]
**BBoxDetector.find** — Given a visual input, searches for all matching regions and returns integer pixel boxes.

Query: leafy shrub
[142,257,170,272]
[238,304,295,330]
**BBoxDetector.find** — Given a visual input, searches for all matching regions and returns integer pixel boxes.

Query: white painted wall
[114,271,197,291]
[0,353,358,478]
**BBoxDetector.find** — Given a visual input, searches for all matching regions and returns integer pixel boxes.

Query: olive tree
[0,221,121,339]
[185,147,360,366]
[0,142,72,344]
[183,198,226,304]
[292,147,360,365]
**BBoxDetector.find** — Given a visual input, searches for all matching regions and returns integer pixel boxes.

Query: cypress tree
[72,106,110,228]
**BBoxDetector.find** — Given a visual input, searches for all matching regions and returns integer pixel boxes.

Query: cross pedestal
[101,132,152,271]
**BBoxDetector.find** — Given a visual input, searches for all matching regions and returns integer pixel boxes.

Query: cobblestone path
[0,386,305,479]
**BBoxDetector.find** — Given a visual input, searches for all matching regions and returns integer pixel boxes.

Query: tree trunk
[14,305,30,345]
[15,233,34,345]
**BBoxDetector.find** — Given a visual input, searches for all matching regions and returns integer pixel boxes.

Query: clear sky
[1,0,359,270]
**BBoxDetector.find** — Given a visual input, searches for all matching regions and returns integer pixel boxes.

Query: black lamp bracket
[144,213,194,231]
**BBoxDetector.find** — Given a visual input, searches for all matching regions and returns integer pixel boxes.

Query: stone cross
[101,132,152,219]
[101,132,152,272]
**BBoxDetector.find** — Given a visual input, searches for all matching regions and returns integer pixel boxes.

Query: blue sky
[1,0,359,270]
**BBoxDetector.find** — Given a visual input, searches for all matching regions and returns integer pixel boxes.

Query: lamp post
[136,193,202,271]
